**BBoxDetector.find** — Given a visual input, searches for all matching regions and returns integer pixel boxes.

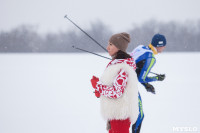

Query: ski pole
[137,67,159,75]
[73,46,158,75]
[72,46,111,60]
[64,15,108,52]
[65,16,158,75]
[149,71,159,76]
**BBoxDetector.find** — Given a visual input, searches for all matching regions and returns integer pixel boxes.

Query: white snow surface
[0,53,200,133]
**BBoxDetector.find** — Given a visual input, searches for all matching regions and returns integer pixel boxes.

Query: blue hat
[151,34,166,47]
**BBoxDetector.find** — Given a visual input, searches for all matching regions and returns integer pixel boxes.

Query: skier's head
[151,33,166,47]
[151,33,166,53]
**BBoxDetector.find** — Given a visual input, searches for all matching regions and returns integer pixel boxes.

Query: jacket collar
[148,44,158,55]
[107,58,136,70]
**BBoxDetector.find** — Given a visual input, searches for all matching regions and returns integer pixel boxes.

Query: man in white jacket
[130,33,167,133]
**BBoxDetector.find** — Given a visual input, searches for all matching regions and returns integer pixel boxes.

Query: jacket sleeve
[95,69,128,99]
[138,53,157,83]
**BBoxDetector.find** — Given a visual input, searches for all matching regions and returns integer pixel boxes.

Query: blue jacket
[130,45,158,83]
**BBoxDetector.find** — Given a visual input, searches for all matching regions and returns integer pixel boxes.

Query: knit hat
[151,33,166,47]
[109,32,130,52]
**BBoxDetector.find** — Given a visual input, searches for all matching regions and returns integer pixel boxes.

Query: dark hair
[114,50,132,59]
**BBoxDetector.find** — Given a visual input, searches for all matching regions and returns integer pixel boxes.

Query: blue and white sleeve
[138,53,157,83]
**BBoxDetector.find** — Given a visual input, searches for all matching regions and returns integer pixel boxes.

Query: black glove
[157,74,165,81]
[142,83,155,94]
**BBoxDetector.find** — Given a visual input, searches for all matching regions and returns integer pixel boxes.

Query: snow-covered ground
[0,52,200,133]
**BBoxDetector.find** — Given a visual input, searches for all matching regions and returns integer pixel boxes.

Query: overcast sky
[1,0,200,34]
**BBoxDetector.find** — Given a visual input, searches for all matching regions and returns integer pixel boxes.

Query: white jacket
[100,62,139,123]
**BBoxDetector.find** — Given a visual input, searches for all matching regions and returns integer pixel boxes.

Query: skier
[91,32,139,133]
[130,33,167,133]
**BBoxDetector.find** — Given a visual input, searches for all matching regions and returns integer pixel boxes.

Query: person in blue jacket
[130,33,167,133]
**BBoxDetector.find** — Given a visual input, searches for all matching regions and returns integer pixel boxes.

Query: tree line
[0,19,200,53]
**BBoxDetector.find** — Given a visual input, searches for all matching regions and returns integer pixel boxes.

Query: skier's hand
[142,83,155,94]
[91,76,99,89]
[157,74,165,81]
